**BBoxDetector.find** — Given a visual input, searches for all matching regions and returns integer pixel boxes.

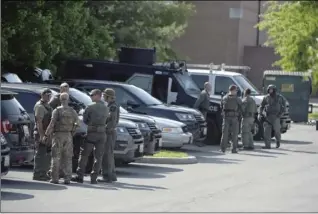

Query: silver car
[150,116,193,149]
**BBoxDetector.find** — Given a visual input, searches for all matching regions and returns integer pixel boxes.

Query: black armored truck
[57,47,221,144]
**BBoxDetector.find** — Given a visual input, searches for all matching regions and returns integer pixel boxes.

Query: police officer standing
[258,84,286,149]
[72,89,108,184]
[44,93,79,184]
[194,82,211,120]
[241,89,257,150]
[220,85,242,153]
[33,88,53,181]
[98,88,120,183]
[49,82,69,110]
[193,82,211,147]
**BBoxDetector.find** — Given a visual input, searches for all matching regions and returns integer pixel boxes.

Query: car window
[113,87,139,105]
[69,88,93,106]
[1,94,27,116]
[191,74,209,90]
[13,92,40,113]
[214,76,236,95]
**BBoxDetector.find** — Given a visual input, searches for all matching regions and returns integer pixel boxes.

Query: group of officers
[33,83,119,184]
[194,82,286,153]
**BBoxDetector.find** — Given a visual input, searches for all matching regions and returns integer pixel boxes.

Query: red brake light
[1,120,12,133]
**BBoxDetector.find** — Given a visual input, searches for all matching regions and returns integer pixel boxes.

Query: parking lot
[1,123,318,213]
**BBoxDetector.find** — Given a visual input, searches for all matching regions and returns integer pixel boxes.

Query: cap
[103,88,115,97]
[89,89,102,96]
[60,82,69,88]
[229,84,237,91]
[41,88,52,95]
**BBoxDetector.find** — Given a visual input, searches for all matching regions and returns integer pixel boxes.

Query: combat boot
[97,177,112,183]
[64,180,71,185]
[49,179,59,184]
[71,175,84,183]
[276,141,280,148]
[231,149,238,154]
[33,174,50,181]
[262,146,271,149]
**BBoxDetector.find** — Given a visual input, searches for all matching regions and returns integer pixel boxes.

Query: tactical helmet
[104,88,116,97]
[229,84,237,91]
[267,84,276,93]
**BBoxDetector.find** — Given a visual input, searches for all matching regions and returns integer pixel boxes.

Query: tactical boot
[231,149,238,154]
[91,179,98,184]
[64,180,71,185]
[262,146,271,149]
[97,177,112,183]
[71,176,84,183]
[33,174,50,181]
[276,141,280,148]
[49,179,59,184]
[112,175,117,182]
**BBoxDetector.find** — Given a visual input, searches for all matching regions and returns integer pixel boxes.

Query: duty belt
[243,112,254,117]
[87,125,106,133]
[223,109,239,117]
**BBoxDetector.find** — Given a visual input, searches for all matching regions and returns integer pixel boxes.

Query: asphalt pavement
[1,123,318,212]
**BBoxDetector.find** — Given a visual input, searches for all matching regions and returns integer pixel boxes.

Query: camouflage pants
[241,117,254,148]
[220,117,239,151]
[102,130,117,179]
[77,133,106,180]
[33,135,51,179]
[50,132,73,182]
[264,116,281,148]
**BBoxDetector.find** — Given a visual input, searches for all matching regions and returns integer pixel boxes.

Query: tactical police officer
[44,93,79,184]
[98,88,120,183]
[194,82,211,120]
[220,85,242,153]
[33,88,53,181]
[72,89,108,184]
[49,82,69,110]
[258,84,286,149]
[241,88,257,150]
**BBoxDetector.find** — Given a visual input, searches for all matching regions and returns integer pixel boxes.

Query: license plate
[139,144,144,153]
[158,138,163,147]
[203,128,207,135]
[4,156,10,167]
[23,125,30,137]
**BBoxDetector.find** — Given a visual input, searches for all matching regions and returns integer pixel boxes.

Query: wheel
[253,119,263,141]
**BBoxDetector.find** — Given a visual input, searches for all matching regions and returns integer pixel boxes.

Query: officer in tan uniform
[241,89,257,150]
[72,89,108,184]
[49,82,69,110]
[220,85,242,153]
[33,88,53,181]
[44,93,79,184]
[98,88,120,183]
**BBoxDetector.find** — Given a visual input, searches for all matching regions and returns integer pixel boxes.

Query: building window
[229,8,243,19]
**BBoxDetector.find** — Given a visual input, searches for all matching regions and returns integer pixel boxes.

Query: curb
[136,155,198,165]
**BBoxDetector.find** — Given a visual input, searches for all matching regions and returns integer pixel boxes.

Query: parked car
[0,89,34,166]
[149,115,193,148]
[1,132,10,176]
[1,72,23,83]
[47,79,207,143]
[2,83,145,168]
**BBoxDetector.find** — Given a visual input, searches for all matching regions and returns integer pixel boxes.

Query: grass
[151,149,189,158]
[308,112,318,119]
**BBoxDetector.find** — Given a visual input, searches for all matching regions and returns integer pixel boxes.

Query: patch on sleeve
[110,105,117,112]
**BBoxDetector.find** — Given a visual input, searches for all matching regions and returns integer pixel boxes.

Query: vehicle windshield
[1,94,27,116]
[174,73,201,93]
[2,73,23,83]
[234,75,260,95]
[127,86,163,106]
[68,88,92,106]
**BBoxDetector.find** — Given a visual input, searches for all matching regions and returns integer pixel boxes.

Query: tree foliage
[1,1,195,71]
[257,1,318,87]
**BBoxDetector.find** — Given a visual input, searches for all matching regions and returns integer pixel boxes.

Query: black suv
[0,89,34,166]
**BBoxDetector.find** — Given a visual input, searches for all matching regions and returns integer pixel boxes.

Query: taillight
[1,120,12,133]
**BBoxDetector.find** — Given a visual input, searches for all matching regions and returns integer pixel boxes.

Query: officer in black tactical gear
[220,85,242,153]
[258,84,286,149]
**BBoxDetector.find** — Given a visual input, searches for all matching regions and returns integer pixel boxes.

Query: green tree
[257,1,318,87]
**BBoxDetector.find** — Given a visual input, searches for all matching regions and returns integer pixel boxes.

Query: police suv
[187,63,291,140]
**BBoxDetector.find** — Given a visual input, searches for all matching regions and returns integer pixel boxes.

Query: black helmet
[267,84,276,93]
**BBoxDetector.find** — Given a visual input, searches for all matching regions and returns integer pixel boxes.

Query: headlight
[116,127,127,133]
[137,123,149,129]
[162,127,183,133]
[175,113,195,121]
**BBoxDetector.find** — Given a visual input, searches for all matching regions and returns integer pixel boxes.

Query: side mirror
[127,100,139,108]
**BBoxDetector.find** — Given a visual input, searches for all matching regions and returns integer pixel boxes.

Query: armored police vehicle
[187,63,291,140]
[56,47,219,143]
